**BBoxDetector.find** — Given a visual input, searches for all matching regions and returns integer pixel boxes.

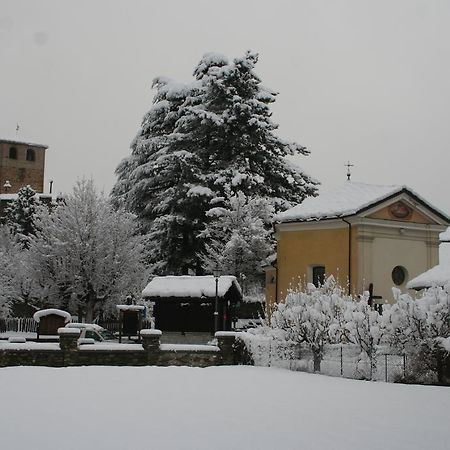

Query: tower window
[26,149,35,162]
[9,147,17,159]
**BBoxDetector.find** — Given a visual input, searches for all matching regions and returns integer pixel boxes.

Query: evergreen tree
[5,185,39,248]
[201,192,274,284]
[112,51,318,275]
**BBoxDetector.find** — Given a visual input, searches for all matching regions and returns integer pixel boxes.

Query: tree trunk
[313,352,321,372]
[85,296,96,323]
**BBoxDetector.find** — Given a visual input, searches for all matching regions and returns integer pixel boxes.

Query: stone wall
[0,329,240,368]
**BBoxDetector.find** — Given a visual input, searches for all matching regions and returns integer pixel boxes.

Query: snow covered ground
[0,366,448,450]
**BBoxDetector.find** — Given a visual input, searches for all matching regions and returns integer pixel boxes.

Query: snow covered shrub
[266,277,351,372]
[383,286,450,383]
[343,292,385,379]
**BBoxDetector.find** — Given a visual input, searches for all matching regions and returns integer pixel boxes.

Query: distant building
[0,138,47,194]
[266,182,450,308]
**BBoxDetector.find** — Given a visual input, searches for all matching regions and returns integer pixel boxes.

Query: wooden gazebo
[142,276,242,333]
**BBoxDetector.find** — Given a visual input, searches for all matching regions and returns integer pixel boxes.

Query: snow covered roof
[0,137,48,148]
[0,193,64,201]
[406,264,450,290]
[116,305,145,311]
[33,309,72,323]
[440,227,450,242]
[142,276,242,299]
[276,182,449,223]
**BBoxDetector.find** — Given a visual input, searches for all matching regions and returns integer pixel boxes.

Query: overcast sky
[1,0,449,214]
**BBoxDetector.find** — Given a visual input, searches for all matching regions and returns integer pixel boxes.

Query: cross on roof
[345,161,354,181]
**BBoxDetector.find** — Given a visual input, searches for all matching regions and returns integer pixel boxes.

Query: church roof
[276,182,449,223]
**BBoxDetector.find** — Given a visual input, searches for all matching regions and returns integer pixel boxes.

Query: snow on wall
[275,181,446,222]
[142,275,241,299]
[33,309,72,323]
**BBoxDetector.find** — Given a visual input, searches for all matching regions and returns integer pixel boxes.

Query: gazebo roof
[142,275,242,299]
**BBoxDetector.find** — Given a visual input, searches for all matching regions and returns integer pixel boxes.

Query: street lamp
[213,265,220,332]
[3,180,11,193]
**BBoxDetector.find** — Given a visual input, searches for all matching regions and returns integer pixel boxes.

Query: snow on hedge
[33,309,72,323]
[142,275,241,299]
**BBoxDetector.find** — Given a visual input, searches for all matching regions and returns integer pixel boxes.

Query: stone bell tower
[0,138,47,193]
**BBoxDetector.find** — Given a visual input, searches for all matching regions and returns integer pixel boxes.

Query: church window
[9,147,17,159]
[26,149,35,161]
[312,265,325,288]
[392,266,407,286]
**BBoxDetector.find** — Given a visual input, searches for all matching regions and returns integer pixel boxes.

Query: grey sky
[1,0,449,214]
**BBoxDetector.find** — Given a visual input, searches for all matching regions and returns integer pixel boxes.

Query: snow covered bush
[262,277,350,372]
[343,292,385,379]
[382,286,450,383]
[26,179,148,322]
[112,50,317,275]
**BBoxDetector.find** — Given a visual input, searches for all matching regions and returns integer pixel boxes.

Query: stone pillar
[215,331,237,365]
[141,329,162,365]
[58,327,80,366]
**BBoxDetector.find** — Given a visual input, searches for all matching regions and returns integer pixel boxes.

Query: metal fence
[0,318,38,333]
[243,338,409,382]
[0,318,154,335]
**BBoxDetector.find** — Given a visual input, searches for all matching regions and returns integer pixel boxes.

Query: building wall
[272,220,443,309]
[357,222,441,303]
[0,141,46,193]
[274,223,359,307]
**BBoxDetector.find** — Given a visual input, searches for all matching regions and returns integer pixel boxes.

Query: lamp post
[3,180,11,193]
[213,266,220,332]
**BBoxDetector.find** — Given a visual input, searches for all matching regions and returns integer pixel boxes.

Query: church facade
[265,182,449,309]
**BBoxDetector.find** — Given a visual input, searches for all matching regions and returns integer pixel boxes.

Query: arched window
[9,147,17,159]
[26,149,35,162]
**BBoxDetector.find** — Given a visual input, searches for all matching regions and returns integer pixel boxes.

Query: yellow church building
[265,182,449,310]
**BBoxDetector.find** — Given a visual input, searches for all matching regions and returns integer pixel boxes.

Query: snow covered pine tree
[5,185,39,248]
[113,51,317,275]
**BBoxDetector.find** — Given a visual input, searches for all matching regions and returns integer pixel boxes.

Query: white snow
[79,343,144,351]
[0,342,60,350]
[57,327,81,335]
[140,329,162,336]
[440,226,450,242]
[407,264,450,289]
[33,309,72,323]
[276,181,447,222]
[0,366,448,450]
[116,305,145,311]
[142,275,242,299]
[440,337,450,352]
[159,344,219,352]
